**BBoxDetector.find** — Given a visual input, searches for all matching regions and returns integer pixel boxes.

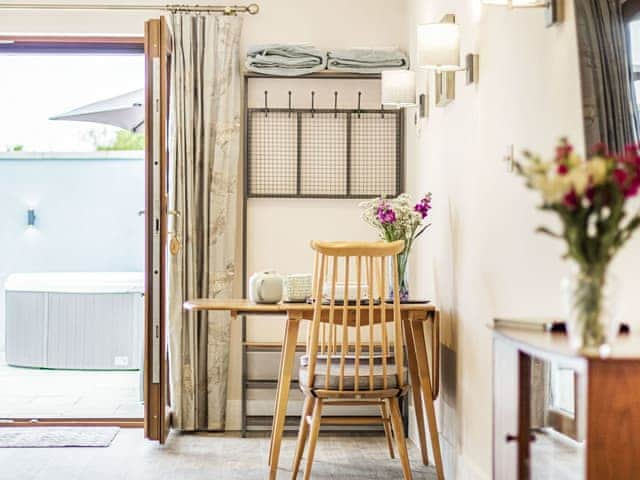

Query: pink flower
[414,194,432,219]
[376,202,396,225]
[557,164,569,175]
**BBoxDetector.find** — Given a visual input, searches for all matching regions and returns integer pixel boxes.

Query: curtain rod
[0,3,259,14]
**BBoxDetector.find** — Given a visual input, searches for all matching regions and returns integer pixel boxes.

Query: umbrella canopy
[50,89,144,133]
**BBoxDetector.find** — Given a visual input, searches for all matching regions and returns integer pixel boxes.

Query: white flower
[568,166,589,195]
[587,213,598,238]
[586,157,608,185]
[532,174,571,203]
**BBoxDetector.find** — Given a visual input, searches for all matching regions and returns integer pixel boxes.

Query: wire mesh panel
[350,112,399,197]
[246,108,402,198]
[300,112,348,196]
[248,110,298,196]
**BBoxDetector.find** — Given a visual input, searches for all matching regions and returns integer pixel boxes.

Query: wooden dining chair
[291,240,413,480]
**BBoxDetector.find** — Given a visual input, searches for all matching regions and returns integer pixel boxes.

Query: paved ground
[0,352,142,419]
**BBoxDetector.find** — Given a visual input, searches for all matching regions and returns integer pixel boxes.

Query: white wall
[0,0,409,429]
[404,1,640,478]
[0,153,145,352]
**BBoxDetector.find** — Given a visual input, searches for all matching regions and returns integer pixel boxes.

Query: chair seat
[299,354,405,391]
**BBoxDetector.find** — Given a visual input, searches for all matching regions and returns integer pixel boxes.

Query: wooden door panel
[143,16,171,444]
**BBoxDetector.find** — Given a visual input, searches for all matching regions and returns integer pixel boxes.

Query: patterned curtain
[575,0,639,151]
[167,13,242,431]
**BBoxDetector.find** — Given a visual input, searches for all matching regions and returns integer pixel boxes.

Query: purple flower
[414,194,432,219]
[376,203,397,224]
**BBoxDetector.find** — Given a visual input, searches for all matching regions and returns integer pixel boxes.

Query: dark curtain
[574,0,639,152]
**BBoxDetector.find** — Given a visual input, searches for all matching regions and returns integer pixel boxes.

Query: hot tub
[4,272,144,370]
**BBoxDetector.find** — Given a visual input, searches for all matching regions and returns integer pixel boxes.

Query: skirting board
[407,405,489,480]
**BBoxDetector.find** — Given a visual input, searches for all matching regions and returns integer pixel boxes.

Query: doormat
[0,427,119,448]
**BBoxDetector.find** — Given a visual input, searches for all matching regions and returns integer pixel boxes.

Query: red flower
[563,190,579,209]
[626,178,640,198]
[557,164,569,175]
[555,143,573,161]
[613,169,628,188]
[592,142,609,156]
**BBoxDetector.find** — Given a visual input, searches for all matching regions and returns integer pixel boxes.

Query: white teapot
[249,270,283,304]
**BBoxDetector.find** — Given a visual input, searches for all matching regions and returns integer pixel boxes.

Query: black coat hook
[311,91,315,118]
[288,91,292,118]
[264,90,268,118]
[381,103,384,119]
[334,91,338,118]
[357,91,362,119]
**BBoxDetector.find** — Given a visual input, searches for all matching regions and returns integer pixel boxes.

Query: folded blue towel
[246,44,327,76]
[327,48,409,73]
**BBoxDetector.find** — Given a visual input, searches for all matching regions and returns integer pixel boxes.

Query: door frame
[143,17,171,443]
[0,35,145,429]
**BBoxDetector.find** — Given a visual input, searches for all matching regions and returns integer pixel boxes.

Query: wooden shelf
[244,70,381,80]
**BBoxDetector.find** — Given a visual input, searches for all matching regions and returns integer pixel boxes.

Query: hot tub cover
[4,272,144,294]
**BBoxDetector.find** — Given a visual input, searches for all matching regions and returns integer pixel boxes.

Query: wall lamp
[417,14,479,107]
[381,70,428,121]
[481,0,563,27]
[27,209,36,227]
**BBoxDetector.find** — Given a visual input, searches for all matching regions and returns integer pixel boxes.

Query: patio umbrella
[49,89,144,133]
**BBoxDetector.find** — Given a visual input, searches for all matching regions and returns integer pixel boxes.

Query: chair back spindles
[306,240,405,394]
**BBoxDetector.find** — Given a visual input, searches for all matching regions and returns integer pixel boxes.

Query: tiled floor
[0,429,437,480]
[0,353,143,419]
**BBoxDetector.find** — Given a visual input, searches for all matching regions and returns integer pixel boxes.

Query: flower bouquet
[515,139,640,348]
[359,193,432,301]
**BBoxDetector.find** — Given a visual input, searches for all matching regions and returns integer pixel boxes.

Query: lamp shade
[381,70,416,106]
[417,22,460,70]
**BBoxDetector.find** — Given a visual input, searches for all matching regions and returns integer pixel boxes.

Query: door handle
[505,432,537,443]
[167,210,182,255]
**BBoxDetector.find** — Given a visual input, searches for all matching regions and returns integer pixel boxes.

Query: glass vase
[562,264,619,350]
[388,249,410,302]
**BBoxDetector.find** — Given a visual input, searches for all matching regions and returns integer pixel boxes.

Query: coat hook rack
[334,91,338,118]
[288,91,292,118]
[311,91,315,118]
[357,91,362,119]
[263,90,268,117]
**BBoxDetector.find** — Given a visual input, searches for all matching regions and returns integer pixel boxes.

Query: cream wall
[0,0,409,430]
[405,0,639,478]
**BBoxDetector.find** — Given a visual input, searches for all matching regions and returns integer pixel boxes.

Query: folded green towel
[246,44,327,76]
[327,48,409,73]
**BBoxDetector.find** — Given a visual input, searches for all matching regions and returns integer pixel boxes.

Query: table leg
[404,314,429,466]
[268,313,301,477]
[411,315,445,480]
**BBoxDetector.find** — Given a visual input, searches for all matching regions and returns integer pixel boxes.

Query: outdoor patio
[0,352,142,419]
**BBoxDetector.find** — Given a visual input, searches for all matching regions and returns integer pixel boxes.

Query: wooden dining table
[183,299,444,480]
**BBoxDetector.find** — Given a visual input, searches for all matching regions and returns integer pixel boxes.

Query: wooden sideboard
[493,325,640,480]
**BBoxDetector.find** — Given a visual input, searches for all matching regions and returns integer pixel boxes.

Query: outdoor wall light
[27,209,36,227]
[481,0,563,27]
[417,14,480,107]
[381,70,428,119]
